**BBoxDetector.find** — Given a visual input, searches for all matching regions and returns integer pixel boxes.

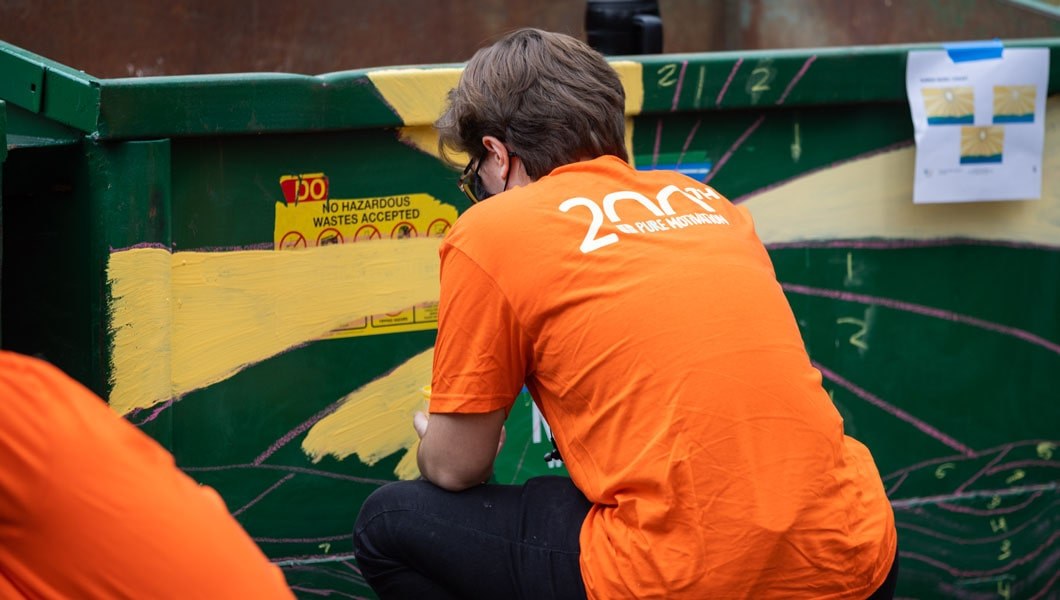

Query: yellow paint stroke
[108,248,173,409]
[740,97,1060,246]
[613,61,646,116]
[367,67,464,128]
[368,61,644,162]
[302,348,433,480]
[108,237,441,415]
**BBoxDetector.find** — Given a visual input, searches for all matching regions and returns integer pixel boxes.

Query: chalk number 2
[658,64,679,87]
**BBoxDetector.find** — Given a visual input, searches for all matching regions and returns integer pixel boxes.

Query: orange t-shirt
[0,352,294,599]
[430,156,896,599]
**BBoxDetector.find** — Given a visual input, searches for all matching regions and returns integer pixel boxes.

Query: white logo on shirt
[559,184,730,253]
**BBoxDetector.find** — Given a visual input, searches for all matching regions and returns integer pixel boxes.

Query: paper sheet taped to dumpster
[274,172,457,339]
[905,46,1048,203]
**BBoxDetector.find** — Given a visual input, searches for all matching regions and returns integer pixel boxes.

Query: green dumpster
[1,38,1058,599]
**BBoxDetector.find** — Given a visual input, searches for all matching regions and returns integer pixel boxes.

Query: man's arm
[414,409,507,491]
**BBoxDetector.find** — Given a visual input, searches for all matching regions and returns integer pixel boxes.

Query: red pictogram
[279,231,307,250]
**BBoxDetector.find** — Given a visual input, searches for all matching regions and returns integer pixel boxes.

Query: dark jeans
[353,476,592,600]
[353,475,899,600]
[866,547,900,600]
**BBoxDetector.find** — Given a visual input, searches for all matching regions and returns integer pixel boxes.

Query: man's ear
[481,135,511,175]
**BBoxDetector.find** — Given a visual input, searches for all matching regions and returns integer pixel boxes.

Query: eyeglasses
[458,157,489,205]
[457,151,518,205]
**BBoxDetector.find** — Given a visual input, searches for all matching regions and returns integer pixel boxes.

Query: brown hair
[435,28,628,180]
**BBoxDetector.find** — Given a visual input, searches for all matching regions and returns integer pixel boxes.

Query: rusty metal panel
[1,0,1056,78]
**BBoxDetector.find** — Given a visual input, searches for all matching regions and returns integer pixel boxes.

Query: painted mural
[96,55,1059,599]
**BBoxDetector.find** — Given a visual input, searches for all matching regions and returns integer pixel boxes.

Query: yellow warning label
[275,174,457,339]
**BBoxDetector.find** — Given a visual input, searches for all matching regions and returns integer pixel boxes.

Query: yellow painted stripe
[369,61,644,161]
[302,348,434,480]
[108,248,173,414]
[367,67,464,127]
[742,97,1060,246]
[612,61,645,116]
[107,238,441,415]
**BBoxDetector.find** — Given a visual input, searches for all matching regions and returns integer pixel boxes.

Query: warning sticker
[274,172,457,339]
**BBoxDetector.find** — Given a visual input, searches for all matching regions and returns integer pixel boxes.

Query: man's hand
[413,409,507,491]
[413,411,430,439]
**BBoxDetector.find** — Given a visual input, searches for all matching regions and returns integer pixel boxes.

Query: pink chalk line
[651,118,664,169]
[284,564,366,587]
[766,237,1059,251]
[109,241,275,253]
[703,115,765,184]
[715,58,743,106]
[272,551,359,566]
[255,534,352,544]
[111,242,169,252]
[813,361,975,457]
[732,139,914,205]
[511,437,533,484]
[776,55,817,105]
[676,118,702,169]
[890,485,1055,512]
[252,394,351,465]
[938,490,1048,516]
[231,473,295,517]
[670,61,688,111]
[133,399,175,426]
[1029,570,1060,600]
[899,530,1058,578]
[986,460,1060,475]
[287,585,365,599]
[955,445,1013,494]
[885,473,908,497]
[783,283,1060,356]
[896,499,1058,545]
[288,586,332,597]
[883,440,1051,482]
[181,462,389,486]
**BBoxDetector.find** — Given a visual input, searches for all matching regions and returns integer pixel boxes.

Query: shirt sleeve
[429,243,529,414]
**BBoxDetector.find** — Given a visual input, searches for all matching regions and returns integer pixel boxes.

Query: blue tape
[944,39,1003,62]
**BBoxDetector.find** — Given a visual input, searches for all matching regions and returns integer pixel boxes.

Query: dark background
[0,0,1057,77]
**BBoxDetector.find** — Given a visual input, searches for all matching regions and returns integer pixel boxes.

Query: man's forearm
[413,410,506,491]
[416,441,493,491]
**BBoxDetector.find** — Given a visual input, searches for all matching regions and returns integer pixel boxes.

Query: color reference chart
[906,46,1049,203]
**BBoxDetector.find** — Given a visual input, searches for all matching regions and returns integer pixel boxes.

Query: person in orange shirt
[0,351,294,599]
[353,28,898,599]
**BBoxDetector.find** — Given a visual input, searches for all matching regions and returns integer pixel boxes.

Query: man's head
[436,28,628,188]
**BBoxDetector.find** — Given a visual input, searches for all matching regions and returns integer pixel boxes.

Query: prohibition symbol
[317,228,343,246]
[279,231,307,250]
[355,225,382,242]
[391,222,418,239]
[428,219,452,237]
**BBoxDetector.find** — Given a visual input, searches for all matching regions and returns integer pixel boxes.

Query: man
[0,351,294,599]
[354,28,898,599]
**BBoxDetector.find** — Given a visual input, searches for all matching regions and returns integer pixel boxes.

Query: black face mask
[471,167,494,203]
[458,151,517,205]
